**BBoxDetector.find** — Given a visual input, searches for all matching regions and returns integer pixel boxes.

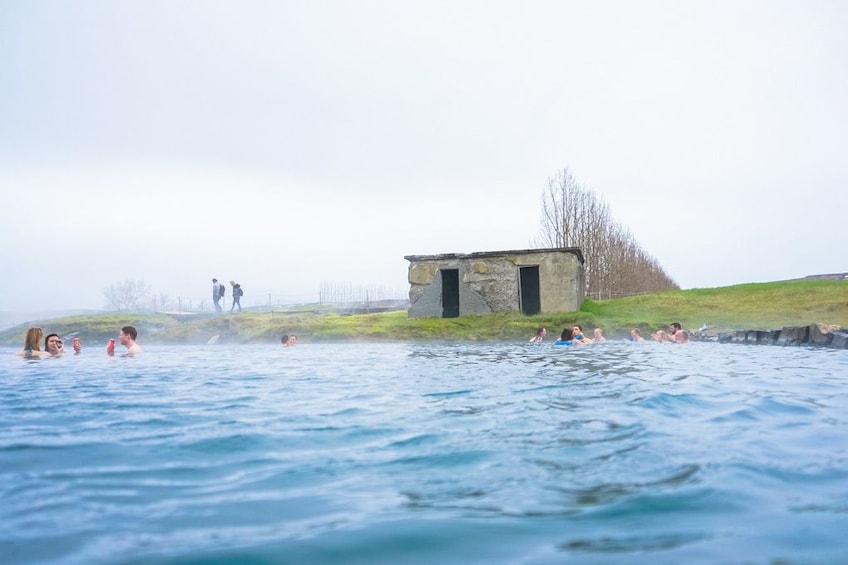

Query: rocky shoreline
[695,323,847,349]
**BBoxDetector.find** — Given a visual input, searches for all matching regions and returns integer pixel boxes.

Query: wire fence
[104,283,409,314]
[318,282,407,306]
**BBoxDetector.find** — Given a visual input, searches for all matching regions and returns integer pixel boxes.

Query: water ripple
[1,342,847,564]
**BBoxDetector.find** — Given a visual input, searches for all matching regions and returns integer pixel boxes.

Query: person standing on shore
[230,281,243,313]
[212,278,225,313]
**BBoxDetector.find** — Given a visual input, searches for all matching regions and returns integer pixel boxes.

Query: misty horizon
[2,2,845,314]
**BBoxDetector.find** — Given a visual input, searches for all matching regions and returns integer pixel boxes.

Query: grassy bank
[1,279,845,346]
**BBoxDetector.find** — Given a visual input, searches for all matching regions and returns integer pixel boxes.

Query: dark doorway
[441,269,460,318]
[519,266,541,315]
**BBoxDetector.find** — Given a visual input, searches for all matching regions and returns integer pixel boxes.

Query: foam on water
[2,342,847,564]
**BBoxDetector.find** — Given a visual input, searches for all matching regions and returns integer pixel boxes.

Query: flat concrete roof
[404,247,584,264]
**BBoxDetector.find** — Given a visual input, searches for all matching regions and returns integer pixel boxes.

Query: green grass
[582,280,848,333]
[2,279,845,346]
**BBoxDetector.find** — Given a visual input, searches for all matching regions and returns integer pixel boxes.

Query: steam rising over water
[2,342,847,564]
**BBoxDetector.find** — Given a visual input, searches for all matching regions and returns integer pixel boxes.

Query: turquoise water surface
[2,342,847,564]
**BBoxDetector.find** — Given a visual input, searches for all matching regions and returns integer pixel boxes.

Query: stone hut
[404,248,584,318]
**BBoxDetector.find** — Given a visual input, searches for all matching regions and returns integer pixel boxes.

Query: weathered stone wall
[462,257,519,313]
[526,251,584,312]
[406,257,510,318]
[405,248,584,318]
[407,259,495,318]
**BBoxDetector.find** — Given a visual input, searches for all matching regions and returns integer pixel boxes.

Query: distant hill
[0,309,104,331]
[0,278,845,346]
[801,273,848,281]
[1,277,845,344]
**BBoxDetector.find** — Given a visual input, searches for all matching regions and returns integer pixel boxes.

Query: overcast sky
[1,0,846,313]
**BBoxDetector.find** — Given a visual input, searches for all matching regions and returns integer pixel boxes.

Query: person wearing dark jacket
[230,280,243,313]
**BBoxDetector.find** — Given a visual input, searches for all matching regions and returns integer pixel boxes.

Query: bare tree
[103,279,151,312]
[144,292,179,312]
[536,168,678,299]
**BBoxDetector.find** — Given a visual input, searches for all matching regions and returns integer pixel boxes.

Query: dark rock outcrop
[713,323,846,349]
